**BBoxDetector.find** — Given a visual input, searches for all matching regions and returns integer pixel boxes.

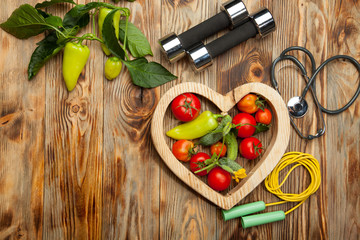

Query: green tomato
[105,57,122,80]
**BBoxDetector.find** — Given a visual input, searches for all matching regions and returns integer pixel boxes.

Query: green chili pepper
[62,42,90,92]
[98,8,121,56]
[166,111,223,140]
[198,115,232,146]
[105,57,122,80]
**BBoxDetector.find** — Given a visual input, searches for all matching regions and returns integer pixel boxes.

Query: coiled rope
[264,152,321,215]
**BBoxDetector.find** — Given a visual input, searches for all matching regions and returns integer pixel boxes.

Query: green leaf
[119,20,153,58]
[204,153,217,165]
[123,58,177,88]
[36,9,51,18]
[35,0,76,9]
[45,16,63,28]
[102,9,126,60]
[219,158,243,171]
[254,123,270,134]
[62,4,89,28]
[0,4,49,39]
[63,2,114,28]
[28,32,64,79]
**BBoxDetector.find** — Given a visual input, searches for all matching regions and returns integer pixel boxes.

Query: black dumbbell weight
[159,0,249,63]
[187,8,276,71]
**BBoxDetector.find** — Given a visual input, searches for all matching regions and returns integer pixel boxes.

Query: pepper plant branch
[74,33,104,44]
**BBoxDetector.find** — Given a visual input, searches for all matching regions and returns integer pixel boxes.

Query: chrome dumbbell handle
[159,0,249,63]
[188,8,276,71]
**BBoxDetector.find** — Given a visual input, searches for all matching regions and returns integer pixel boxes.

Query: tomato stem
[233,122,256,128]
[253,142,263,155]
[175,94,199,118]
[255,97,265,111]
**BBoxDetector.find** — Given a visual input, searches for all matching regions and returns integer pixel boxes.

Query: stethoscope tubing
[271,46,360,139]
[306,54,360,114]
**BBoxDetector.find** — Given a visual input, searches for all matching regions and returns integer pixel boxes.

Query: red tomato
[239,137,263,160]
[255,108,272,125]
[210,142,227,157]
[232,113,256,138]
[207,167,231,191]
[172,139,194,162]
[171,93,201,122]
[190,152,211,176]
[237,94,263,114]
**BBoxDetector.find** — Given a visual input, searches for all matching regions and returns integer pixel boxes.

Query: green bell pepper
[98,8,121,56]
[62,42,90,91]
[166,111,223,140]
[105,56,122,80]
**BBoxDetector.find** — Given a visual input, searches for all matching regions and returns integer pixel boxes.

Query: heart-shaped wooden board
[151,82,290,210]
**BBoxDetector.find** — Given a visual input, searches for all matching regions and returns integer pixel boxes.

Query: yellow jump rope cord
[264,152,321,215]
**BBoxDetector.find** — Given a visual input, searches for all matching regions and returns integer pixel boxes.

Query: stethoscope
[271,46,360,140]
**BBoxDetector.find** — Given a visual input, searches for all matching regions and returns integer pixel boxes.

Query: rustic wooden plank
[158,0,220,239]
[0,0,359,239]
[325,1,360,239]
[294,1,329,239]
[101,0,162,239]
[0,0,45,239]
[42,1,103,239]
[214,0,281,238]
[268,0,318,239]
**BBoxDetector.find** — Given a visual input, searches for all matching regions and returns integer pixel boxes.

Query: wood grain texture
[0,1,45,239]
[102,0,161,239]
[0,0,359,239]
[325,1,360,239]
[42,1,103,239]
[159,1,219,239]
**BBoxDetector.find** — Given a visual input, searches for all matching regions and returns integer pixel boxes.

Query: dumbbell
[187,8,276,71]
[159,0,249,63]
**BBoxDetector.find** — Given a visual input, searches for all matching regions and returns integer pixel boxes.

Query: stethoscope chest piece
[287,96,308,118]
[271,46,360,140]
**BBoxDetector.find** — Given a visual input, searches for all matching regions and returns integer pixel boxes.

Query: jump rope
[222,152,321,228]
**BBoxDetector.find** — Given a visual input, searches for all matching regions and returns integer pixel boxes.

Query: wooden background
[0,0,359,239]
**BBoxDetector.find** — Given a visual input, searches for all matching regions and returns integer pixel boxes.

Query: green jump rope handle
[241,211,285,228]
[222,201,266,221]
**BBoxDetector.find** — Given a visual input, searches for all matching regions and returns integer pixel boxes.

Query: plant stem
[75,33,104,44]
[122,14,130,61]
[213,114,225,119]
[92,10,97,36]
[46,24,67,38]
[194,162,217,174]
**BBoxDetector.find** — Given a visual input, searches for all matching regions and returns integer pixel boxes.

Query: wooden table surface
[1,0,359,239]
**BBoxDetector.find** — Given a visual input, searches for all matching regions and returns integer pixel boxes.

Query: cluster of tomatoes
[234,94,272,160]
[169,93,272,192]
